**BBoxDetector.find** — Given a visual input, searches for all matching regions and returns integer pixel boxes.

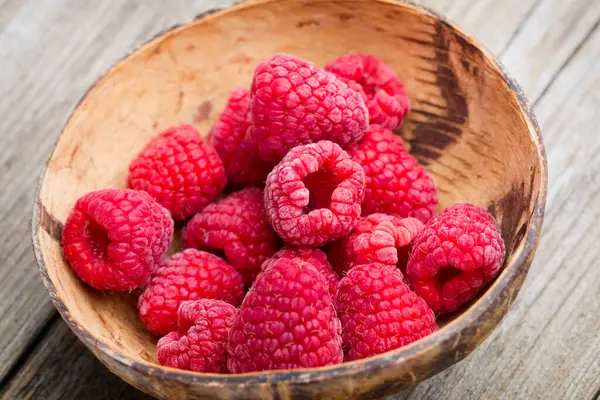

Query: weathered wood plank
[0,317,152,400]
[499,0,600,101]
[420,0,457,14]
[0,0,26,31]
[424,0,540,54]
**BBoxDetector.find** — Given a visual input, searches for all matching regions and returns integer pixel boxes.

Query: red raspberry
[227,257,343,372]
[347,125,438,223]
[407,203,506,313]
[62,189,173,291]
[336,263,437,361]
[138,249,244,335]
[249,54,369,162]
[157,299,236,373]
[264,141,365,246]
[328,214,424,276]
[325,54,410,130]
[261,246,339,300]
[208,88,274,186]
[128,124,226,221]
[182,188,280,286]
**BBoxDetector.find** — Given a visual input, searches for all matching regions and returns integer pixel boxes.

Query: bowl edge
[30,0,549,395]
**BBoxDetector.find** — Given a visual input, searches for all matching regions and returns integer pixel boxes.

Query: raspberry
[182,188,280,286]
[227,257,343,372]
[138,249,244,335]
[264,141,365,246]
[62,189,173,291]
[328,214,424,276]
[336,263,437,361]
[347,125,438,223]
[407,203,506,313]
[208,88,274,186]
[261,246,339,300]
[128,124,226,220]
[325,54,410,130]
[157,299,236,373]
[249,54,369,162]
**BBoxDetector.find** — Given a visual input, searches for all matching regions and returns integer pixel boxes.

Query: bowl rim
[31,0,548,389]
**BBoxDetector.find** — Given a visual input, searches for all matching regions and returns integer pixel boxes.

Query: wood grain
[0,316,152,400]
[0,0,598,399]
[499,0,600,102]
[424,0,540,54]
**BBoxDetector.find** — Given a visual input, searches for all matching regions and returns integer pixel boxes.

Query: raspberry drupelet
[227,257,343,372]
[208,87,274,186]
[336,263,437,361]
[325,54,411,130]
[328,213,424,276]
[407,203,506,313]
[157,299,237,373]
[249,54,369,163]
[138,249,244,335]
[62,188,173,291]
[128,124,226,221]
[261,246,339,300]
[264,140,366,246]
[347,125,438,223]
[182,187,280,286]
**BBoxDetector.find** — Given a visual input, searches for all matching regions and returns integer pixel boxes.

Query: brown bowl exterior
[32,0,547,399]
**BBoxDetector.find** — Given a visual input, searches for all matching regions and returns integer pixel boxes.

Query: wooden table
[0,0,598,399]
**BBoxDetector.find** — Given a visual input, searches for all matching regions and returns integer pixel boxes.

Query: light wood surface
[0,0,598,399]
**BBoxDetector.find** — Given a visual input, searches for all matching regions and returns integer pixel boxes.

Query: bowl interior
[34,0,543,389]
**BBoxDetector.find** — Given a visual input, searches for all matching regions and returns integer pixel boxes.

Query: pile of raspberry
[61,53,505,374]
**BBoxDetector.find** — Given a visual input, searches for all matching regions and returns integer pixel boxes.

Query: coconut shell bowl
[31,0,547,398]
